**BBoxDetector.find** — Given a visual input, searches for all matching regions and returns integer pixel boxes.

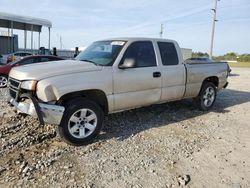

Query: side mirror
[119,58,136,69]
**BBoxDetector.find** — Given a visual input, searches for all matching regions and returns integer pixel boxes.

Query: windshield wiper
[80,59,100,66]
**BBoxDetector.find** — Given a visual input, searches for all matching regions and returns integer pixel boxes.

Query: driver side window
[122,41,156,68]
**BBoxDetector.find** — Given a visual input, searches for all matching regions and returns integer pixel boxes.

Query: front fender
[36,68,113,102]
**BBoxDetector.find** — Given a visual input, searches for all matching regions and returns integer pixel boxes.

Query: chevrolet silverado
[7,38,229,145]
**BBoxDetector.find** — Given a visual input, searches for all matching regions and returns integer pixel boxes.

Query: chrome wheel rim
[203,86,215,107]
[68,108,97,139]
[0,76,7,88]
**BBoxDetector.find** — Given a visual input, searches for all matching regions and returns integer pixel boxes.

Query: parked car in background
[184,57,214,64]
[7,51,32,63]
[0,55,4,65]
[0,55,64,88]
[38,48,52,55]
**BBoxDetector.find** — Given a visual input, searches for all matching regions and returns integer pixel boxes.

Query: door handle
[153,72,161,78]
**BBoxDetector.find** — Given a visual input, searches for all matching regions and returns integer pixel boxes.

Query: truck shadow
[99,89,250,141]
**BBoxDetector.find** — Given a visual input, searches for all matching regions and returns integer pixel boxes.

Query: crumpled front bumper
[9,97,65,125]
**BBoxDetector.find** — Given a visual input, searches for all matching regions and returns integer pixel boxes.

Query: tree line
[192,52,250,62]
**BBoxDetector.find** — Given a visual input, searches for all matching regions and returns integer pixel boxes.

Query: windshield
[75,40,126,66]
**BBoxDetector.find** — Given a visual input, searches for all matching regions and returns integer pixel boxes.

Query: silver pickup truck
[8,38,229,145]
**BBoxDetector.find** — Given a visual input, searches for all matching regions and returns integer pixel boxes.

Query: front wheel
[0,74,8,88]
[57,99,104,146]
[194,82,217,111]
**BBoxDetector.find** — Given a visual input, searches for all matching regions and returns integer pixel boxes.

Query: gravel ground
[0,67,249,188]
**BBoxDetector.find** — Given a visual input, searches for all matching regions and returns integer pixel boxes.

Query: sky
[0,0,249,55]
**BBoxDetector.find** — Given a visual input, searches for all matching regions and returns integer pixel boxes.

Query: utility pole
[159,23,164,38]
[60,36,63,49]
[210,0,219,58]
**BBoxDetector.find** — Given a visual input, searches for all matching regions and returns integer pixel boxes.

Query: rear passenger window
[40,57,50,62]
[122,41,156,68]
[158,42,179,66]
[19,58,35,65]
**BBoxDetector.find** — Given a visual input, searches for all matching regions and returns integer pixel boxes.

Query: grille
[8,77,21,100]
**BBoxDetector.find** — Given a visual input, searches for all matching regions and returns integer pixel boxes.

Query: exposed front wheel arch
[57,89,109,115]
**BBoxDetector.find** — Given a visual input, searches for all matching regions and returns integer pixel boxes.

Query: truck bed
[184,62,228,98]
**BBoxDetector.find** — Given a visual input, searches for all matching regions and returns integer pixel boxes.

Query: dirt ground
[0,67,249,188]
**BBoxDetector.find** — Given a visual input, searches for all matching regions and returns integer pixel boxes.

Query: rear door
[113,41,162,111]
[157,42,186,101]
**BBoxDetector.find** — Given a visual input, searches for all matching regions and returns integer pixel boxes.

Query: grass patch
[229,62,250,68]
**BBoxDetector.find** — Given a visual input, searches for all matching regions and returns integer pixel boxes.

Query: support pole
[38,32,41,49]
[7,24,10,54]
[31,25,33,54]
[209,0,219,58]
[24,30,27,51]
[11,21,15,62]
[11,21,13,53]
[48,27,51,50]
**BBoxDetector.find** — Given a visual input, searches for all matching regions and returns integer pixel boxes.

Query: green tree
[192,52,209,57]
[223,52,237,60]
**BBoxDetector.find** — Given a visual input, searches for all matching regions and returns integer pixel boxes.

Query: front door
[113,41,162,111]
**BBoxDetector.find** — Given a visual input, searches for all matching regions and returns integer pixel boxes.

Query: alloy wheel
[203,86,215,107]
[68,108,97,139]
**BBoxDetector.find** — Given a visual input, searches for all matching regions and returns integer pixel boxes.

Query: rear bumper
[9,96,65,125]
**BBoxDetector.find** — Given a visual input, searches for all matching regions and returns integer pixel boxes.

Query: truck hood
[9,60,103,80]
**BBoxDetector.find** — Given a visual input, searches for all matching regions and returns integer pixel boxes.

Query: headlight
[21,80,38,91]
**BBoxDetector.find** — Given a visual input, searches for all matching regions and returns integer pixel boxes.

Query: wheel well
[0,73,8,78]
[58,90,109,114]
[203,76,219,87]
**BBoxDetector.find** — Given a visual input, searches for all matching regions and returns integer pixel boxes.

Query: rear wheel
[57,98,104,146]
[0,74,8,88]
[194,82,217,111]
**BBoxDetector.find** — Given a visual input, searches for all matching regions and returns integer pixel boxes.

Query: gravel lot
[0,67,249,188]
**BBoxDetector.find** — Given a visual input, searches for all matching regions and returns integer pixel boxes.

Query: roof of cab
[99,37,177,43]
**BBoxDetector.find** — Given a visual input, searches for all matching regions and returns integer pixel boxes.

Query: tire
[0,74,8,88]
[57,98,104,146]
[194,82,217,111]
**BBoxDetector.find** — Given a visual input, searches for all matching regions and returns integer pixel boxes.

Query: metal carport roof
[0,12,52,32]
[0,12,52,52]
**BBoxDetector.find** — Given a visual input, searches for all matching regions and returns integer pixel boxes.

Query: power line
[161,4,212,23]
[121,4,213,33]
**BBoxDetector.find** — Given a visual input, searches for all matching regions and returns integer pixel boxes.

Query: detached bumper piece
[223,82,229,88]
[9,96,65,125]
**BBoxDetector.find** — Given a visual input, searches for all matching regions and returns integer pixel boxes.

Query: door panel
[157,41,186,101]
[113,67,161,111]
[113,41,162,111]
[161,65,186,101]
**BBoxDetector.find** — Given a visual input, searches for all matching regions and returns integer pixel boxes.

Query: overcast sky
[0,0,249,55]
